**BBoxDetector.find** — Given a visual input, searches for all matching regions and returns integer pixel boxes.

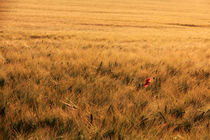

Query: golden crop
[0,0,209,139]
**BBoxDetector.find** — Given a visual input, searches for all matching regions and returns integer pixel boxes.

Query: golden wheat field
[0,0,210,139]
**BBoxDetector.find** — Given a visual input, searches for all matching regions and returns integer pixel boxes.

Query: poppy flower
[144,77,155,87]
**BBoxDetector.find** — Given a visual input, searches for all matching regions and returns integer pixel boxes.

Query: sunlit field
[0,0,210,139]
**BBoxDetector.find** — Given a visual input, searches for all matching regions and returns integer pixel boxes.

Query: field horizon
[0,0,210,139]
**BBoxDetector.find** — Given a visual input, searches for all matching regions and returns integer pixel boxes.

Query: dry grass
[0,0,210,139]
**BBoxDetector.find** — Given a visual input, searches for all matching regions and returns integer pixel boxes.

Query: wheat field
[0,0,210,139]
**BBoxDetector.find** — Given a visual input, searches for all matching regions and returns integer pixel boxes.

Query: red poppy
[144,78,151,87]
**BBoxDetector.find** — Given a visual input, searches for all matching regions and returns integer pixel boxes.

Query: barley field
[0,0,210,139]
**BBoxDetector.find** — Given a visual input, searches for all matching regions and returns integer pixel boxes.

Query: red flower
[144,78,151,87]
